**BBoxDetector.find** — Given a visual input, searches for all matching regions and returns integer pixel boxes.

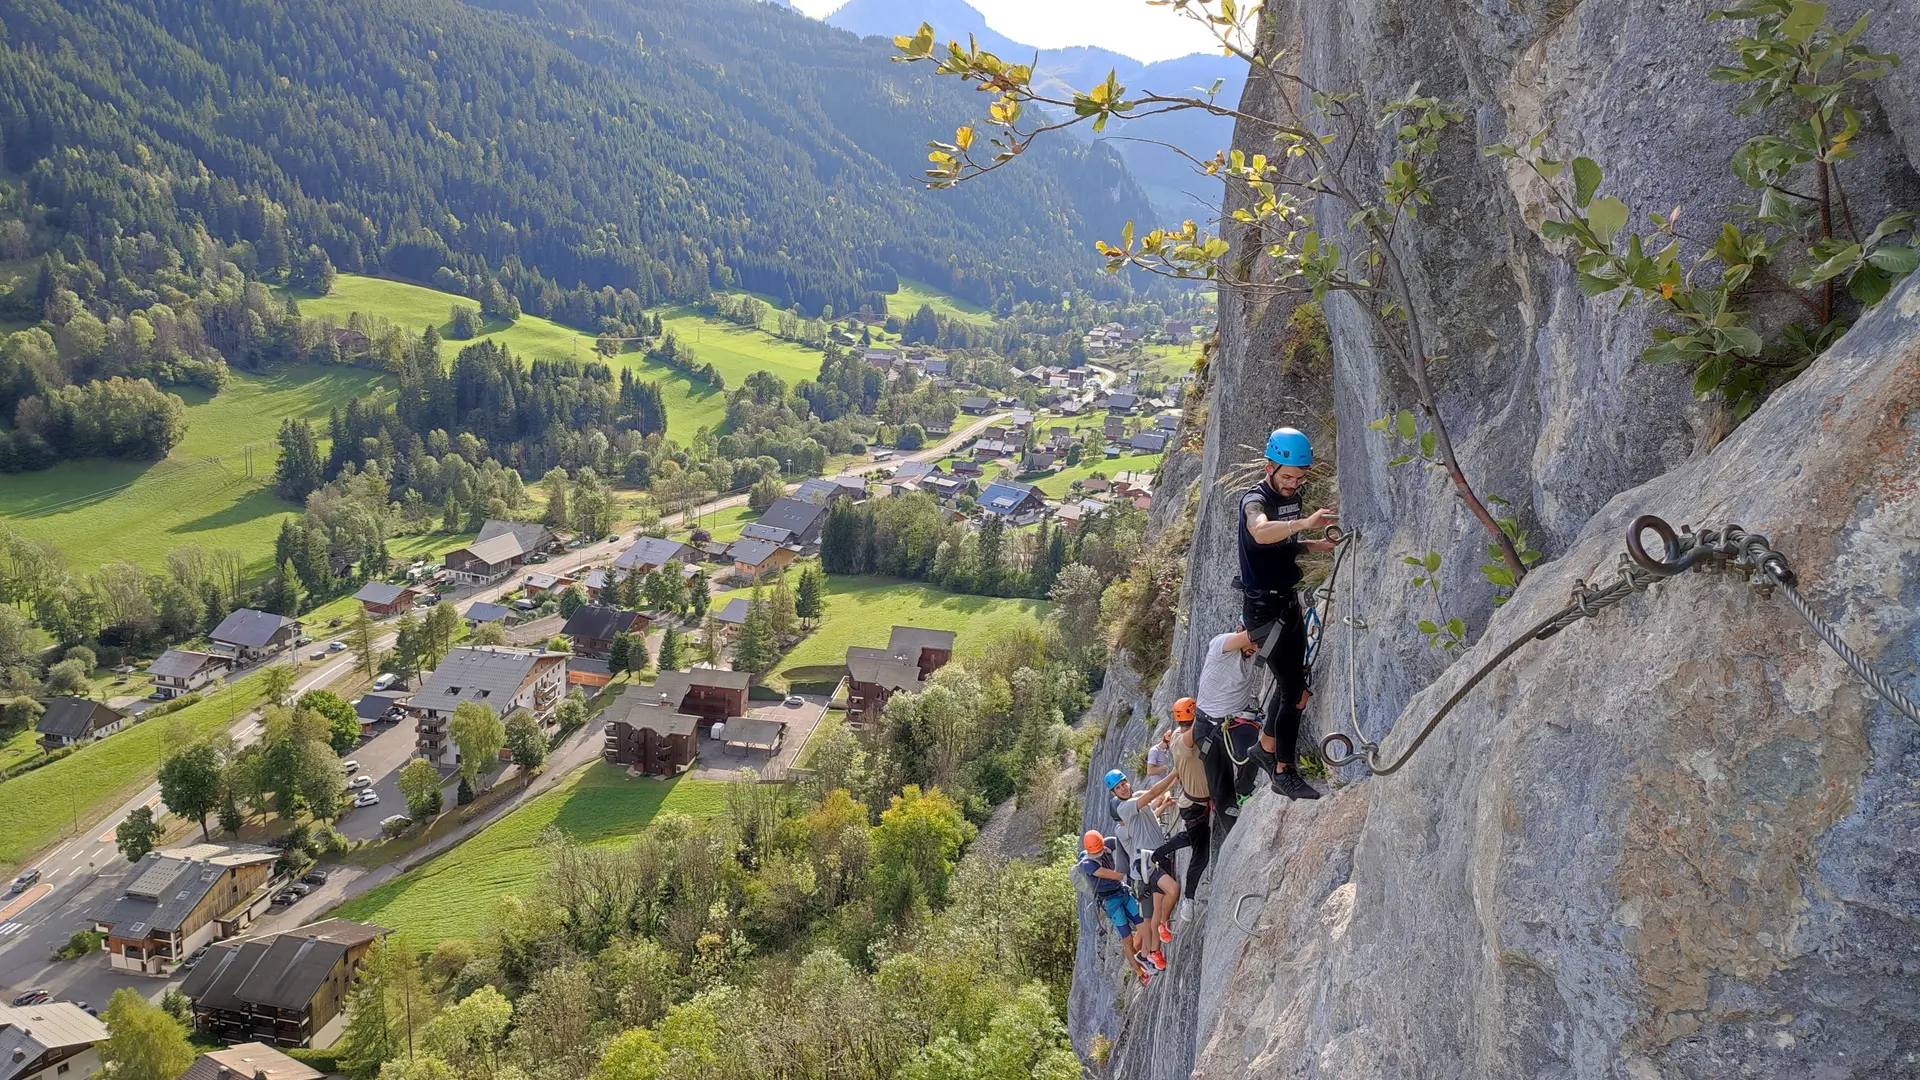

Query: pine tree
[274,559,306,616]
[699,612,723,666]
[347,608,380,680]
[732,590,771,674]
[795,565,825,628]
[656,628,681,672]
[608,632,633,676]
[769,573,798,646]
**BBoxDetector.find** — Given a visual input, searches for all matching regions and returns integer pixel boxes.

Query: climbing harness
[1319,515,1920,776]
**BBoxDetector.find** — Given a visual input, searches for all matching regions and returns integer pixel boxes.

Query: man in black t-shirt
[1237,427,1336,800]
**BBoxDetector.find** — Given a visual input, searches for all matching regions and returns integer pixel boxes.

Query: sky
[791,0,1226,63]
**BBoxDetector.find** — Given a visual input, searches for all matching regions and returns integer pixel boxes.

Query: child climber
[1105,767,1182,955]
[1079,831,1161,985]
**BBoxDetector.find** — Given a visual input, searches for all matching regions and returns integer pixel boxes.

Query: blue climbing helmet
[1103,769,1127,791]
[1265,427,1312,467]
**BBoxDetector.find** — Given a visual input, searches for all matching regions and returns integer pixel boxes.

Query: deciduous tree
[116,805,160,862]
[504,712,547,779]
[450,702,505,784]
[158,741,224,839]
[397,759,444,821]
[100,988,195,1080]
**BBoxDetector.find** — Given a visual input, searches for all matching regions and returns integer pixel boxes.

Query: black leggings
[1193,713,1260,845]
[1248,601,1309,765]
[1151,801,1212,896]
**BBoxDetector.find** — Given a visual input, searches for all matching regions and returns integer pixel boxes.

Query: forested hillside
[0,0,1148,320]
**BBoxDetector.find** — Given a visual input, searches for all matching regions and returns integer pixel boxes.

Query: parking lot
[334,708,442,841]
[689,694,829,781]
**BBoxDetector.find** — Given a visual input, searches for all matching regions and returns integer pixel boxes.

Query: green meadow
[887,277,995,327]
[0,671,269,871]
[0,365,385,575]
[332,764,725,944]
[715,574,1049,690]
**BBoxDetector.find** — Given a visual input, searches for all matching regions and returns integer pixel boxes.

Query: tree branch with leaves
[892,1,1532,583]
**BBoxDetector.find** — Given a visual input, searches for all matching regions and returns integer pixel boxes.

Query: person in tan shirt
[1150,697,1215,900]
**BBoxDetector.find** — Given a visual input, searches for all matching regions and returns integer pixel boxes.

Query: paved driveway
[335,716,434,841]
[690,694,828,781]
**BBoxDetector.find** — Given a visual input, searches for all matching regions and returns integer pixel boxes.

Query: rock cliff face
[1070,2,1920,1077]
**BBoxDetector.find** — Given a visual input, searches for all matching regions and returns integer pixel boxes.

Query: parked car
[348,775,374,790]
[372,673,397,691]
[381,814,412,830]
[784,695,805,707]
[300,870,330,886]
[285,882,313,897]
[309,650,329,660]
[10,869,41,893]
[328,640,347,653]
[353,790,381,808]
[180,946,210,971]
[76,1002,98,1017]
[272,891,297,906]
[512,599,538,612]
[341,760,359,774]
[11,990,48,1006]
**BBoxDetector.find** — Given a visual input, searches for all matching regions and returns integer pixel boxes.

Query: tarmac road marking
[0,923,25,936]
[0,883,51,923]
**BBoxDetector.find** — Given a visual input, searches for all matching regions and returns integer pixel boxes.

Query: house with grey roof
[960,396,992,414]
[794,475,868,505]
[465,601,512,626]
[351,580,416,618]
[34,697,127,751]
[209,609,301,662]
[845,626,956,722]
[409,647,567,766]
[979,479,1045,518]
[613,536,699,575]
[441,520,554,585]
[756,497,830,549]
[730,538,797,582]
[180,918,388,1048]
[1130,430,1169,453]
[738,521,795,545]
[716,597,751,626]
[149,649,230,700]
[0,1002,109,1080]
[560,605,644,660]
[93,845,281,976]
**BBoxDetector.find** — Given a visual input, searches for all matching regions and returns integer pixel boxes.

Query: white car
[353,790,381,808]
[348,775,374,790]
[328,640,347,652]
[371,673,396,691]
[784,695,805,707]
[341,760,359,774]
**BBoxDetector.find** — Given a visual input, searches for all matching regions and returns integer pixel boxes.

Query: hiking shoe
[1147,950,1167,970]
[1271,770,1323,800]
[1158,922,1173,943]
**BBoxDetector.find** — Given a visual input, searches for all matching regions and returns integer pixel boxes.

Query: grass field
[1029,451,1164,498]
[332,764,725,943]
[673,503,757,542]
[1140,342,1202,378]
[716,574,1049,689]
[0,671,267,871]
[0,365,386,575]
[299,276,839,436]
[887,278,995,327]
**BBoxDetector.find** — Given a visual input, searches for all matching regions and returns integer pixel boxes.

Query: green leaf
[1720,326,1763,356]
[1419,430,1436,459]
[1572,157,1602,208]
[1586,196,1630,246]
[1445,618,1466,639]
[1781,1,1826,43]
[1396,410,1417,439]
[1417,620,1439,635]
[1403,556,1425,567]
[1424,551,1441,573]
[1483,566,1515,587]
[1866,245,1919,275]
[1577,272,1622,297]
[1386,454,1413,467]
[1366,416,1389,431]
[1849,265,1892,305]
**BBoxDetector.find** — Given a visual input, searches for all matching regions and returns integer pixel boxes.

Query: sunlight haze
[794,0,1226,63]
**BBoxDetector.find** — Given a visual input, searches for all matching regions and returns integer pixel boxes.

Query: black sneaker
[1271,770,1323,800]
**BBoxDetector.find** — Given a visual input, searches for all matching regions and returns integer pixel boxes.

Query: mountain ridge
[821,0,1242,220]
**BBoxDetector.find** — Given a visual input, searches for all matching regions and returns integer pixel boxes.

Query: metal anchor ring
[1625,514,1719,577]
[1321,732,1360,766]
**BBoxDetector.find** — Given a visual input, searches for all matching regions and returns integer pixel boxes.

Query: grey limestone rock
[1071,1,1920,1076]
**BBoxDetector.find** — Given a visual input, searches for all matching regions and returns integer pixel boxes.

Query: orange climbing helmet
[1173,697,1196,724]
[1082,830,1106,855]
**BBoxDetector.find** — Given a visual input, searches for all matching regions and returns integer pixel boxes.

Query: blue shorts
[1102,891,1143,934]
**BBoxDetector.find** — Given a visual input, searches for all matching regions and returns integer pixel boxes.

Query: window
[58,1064,70,1074]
